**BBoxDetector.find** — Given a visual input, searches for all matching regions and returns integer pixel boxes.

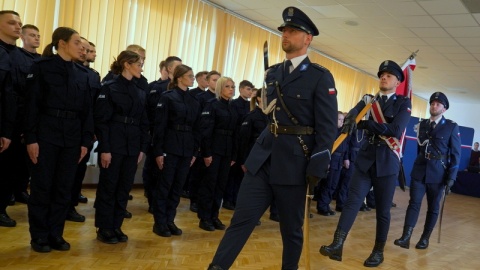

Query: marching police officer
[320,60,412,267]
[24,27,94,252]
[394,92,460,250]
[208,6,338,270]
[151,64,201,237]
[94,50,149,244]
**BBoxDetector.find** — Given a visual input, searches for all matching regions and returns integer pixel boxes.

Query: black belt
[214,129,234,136]
[269,124,314,135]
[112,115,139,125]
[44,108,78,119]
[368,136,387,145]
[169,124,192,132]
[332,152,344,157]
[424,152,447,160]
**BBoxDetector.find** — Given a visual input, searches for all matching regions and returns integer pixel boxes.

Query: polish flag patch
[328,88,336,95]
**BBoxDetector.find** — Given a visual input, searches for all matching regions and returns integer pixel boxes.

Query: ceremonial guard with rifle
[207,6,338,270]
[394,92,460,250]
[320,60,411,267]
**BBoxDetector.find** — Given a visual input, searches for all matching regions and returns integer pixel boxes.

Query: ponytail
[42,43,55,57]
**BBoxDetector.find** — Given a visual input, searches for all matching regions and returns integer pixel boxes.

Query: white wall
[444,101,479,147]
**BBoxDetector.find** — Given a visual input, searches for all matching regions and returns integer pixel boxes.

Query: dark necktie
[284,60,292,77]
[429,121,436,133]
[381,95,388,106]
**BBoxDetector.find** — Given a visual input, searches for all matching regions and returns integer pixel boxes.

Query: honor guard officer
[320,60,411,267]
[24,27,94,252]
[208,6,338,270]
[394,92,460,250]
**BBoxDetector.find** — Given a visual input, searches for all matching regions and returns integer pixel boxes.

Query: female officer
[151,64,201,237]
[94,50,149,244]
[24,27,93,253]
[198,77,238,231]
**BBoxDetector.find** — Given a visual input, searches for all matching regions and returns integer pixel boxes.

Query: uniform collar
[285,54,308,72]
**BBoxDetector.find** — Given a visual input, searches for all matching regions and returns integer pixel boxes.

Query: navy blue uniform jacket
[245,57,338,184]
[94,75,149,156]
[411,117,461,183]
[352,94,411,177]
[24,55,94,148]
[153,87,201,157]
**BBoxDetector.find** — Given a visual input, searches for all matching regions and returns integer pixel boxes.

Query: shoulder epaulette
[101,79,116,87]
[311,63,329,72]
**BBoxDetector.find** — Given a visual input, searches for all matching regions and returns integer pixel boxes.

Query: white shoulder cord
[416,119,429,147]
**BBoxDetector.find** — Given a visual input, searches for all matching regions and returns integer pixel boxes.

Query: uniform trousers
[94,153,137,229]
[223,163,244,205]
[336,165,354,209]
[211,159,306,270]
[197,153,231,222]
[0,137,29,212]
[337,163,397,242]
[187,158,205,205]
[152,154,191,224]
[317,166,342,212]
[404,176,444,231]
[142,146,156,207]
[70,144,92,208]
[27,140,79,239]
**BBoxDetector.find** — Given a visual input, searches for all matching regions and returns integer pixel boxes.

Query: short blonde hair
[215,77,234,100]
[126,44,145,54]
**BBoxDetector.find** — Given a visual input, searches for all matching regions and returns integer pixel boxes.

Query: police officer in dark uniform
[223,79,254,210]
[320,60,412,267]
[336,127,362,212]
[188,70,208,98]
[188,70,221,212]
[208,7,338,270]
[0,10,30,227]
[66,37,101,223]
[394,92,460,250]
[94,50,149,244]
[151,64,201,237]
[24,27,94,252]
[316,111,348,215]
[198,76,238,232]
[143,56,182,213]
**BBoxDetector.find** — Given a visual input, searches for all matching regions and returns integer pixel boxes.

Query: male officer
[20,24,41,56]
[394,92,460,250]
[208,6,338,270]
[320,60,411,267]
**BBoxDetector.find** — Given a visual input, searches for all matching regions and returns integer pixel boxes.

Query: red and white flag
[396,55,417,154]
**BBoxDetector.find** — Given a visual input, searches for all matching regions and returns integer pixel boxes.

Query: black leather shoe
[31,238,51,253]
[97,228,119,244]
[391,202,397,208]
[199,220,215,231]
[317,209,336,216]
[0,213,16,227]
[114,228,128,242]
[189,202,198,213]
[269,213,280,222]
[212,218,226,230]
[49,236,70,251]
[128,194,133,200]
[8,195,15,206]
[124,210,132,218]
[167,222,183,235]
[360,203,371,212]
[78,193,88,203]
[222,201,235,210]
[153,223,172,237]
[15,191,29,204]
[66,209,85,222]
[256,220,261,226]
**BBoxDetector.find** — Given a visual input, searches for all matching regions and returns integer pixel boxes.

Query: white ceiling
[206,0,480,104]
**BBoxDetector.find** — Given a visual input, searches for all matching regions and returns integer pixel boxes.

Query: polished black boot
[319,228,348,261]
[207,264,224,270]
[415,229,432,249]
[364,241,385,267]
[394,226,413,249]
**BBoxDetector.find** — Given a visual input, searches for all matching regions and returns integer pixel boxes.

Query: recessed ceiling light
[345,20,358,26]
